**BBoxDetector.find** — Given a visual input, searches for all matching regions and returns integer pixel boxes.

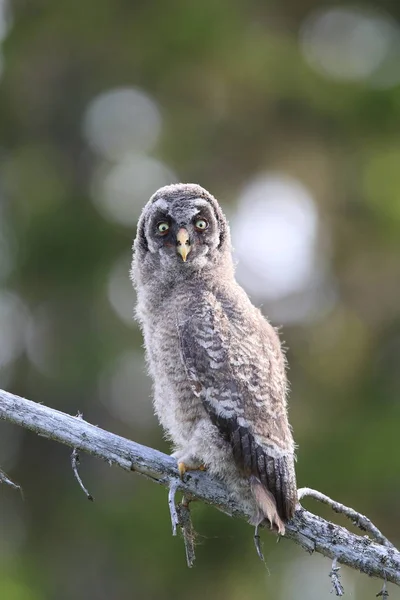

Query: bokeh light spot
[300,6,400,88]
[232,174,319,301]
[83,87,162,161]
[91,155,177,227]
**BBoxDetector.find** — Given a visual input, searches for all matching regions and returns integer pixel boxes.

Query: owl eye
[194,218,208,231]
[157,222,170,234]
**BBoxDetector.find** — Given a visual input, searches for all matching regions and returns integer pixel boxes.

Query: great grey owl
[131,183,297,533]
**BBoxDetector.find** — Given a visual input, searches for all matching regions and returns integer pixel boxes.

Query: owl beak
[176,228,191,262]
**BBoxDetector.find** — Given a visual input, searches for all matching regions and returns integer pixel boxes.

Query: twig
[298,487,394,549]
[71,447,94,501]
[0,466,23,498]
[0,389,399,585]
[254,523,265,562]
[70,412,94,501]
[329,557,344,596]
[168,485,196,566]
[377,578,389,599]
[168,479,180,536]
[177,497,196,568]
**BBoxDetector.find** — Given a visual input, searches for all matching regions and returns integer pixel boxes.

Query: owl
[131,183,297,534]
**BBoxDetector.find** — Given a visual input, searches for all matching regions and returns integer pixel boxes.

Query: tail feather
[250,475,286,535]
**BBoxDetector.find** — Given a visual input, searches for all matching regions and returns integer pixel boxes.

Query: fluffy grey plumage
[131,183,297,533]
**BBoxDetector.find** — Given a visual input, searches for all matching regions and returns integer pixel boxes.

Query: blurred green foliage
[0,1,400,599]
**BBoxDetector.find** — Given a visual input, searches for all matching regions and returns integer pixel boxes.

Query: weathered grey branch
[70,411,94,502]
[177,498,196,568]
[329,557,345,596]
[168,480,195,566]
[298,487,394,549]
[0,388,399,588]
[253,523,265,563]
[168,479,180,536]
[71,446,94,502]
[0,466,22,495]
[377,579,390,599]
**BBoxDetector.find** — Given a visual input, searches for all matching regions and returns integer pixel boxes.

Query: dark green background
[0,1,399,599]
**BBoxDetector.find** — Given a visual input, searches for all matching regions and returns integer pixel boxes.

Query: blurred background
[0,0,399,598]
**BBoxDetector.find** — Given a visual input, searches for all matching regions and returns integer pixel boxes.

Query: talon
[178,462,186,479]
[177,462,206,479]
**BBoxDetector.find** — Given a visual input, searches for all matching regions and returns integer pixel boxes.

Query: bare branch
[0,466,23,497]
[377,578,389,599]
[177,498,196,568]
[168,484,196,566]
[70,411,94,501]
[71,447,94,501]
[329,557,345,596]
[253,523,265,563]
[0,388,399,586]
[168,479,180,536]
[298,487,394,549]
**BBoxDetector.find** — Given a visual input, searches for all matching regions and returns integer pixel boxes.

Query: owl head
[132,184,233,285]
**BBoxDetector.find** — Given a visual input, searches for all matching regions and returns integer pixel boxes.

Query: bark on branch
[0,388,399,588]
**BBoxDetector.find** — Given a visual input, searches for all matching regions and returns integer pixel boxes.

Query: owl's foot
[177,462,207,480]
[171,450,207,479]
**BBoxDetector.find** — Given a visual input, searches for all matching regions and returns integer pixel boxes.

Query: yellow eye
[195,218,208,231]
[157,222,170,234]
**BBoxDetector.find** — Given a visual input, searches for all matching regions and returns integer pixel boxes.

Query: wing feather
[177,294,297,522]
